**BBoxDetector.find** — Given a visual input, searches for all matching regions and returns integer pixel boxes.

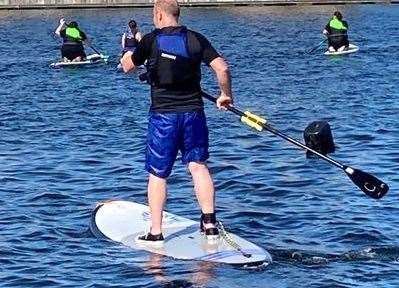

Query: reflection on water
[144,253,217,287]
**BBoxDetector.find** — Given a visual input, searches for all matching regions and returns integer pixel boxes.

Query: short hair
[154,0,180,18]
[333,11,343,21]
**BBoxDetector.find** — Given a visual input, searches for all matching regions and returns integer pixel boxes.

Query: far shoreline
[0,0,397,11]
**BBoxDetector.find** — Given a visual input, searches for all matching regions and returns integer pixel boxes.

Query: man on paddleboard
[55,19,88,62]
[121,0,233,245]
[323,11,349,52]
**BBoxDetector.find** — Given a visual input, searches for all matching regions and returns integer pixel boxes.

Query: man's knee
[188,161,207,175]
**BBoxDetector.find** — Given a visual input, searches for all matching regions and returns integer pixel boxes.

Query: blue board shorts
[146,110,209,178]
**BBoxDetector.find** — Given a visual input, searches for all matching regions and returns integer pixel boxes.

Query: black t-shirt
[132,26,220,112]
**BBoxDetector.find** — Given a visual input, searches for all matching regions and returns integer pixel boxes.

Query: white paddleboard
[91,200,272,266]
[50,53,109,68]
[324,44,359,56]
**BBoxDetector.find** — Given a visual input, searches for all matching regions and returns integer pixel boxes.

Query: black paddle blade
[344,166,389,199]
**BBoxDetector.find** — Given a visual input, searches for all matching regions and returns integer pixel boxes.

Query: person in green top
[323,11,349,52]
[55,18,88,62]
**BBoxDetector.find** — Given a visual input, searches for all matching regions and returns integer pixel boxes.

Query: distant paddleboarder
[121,0,233,245]
[55,18,88,62]
[323,11,349,53]
[121,20,142,55]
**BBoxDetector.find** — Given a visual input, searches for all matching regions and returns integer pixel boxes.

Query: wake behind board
[91,200,272,266]
[50,53,109,68]
[324,44,359,56]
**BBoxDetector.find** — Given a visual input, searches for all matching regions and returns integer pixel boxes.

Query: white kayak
[90,200,272,266]
[324,44,359,56]
[50,53,109,68]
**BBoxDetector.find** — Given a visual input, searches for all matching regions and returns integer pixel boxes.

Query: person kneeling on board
[121,0,233,245]
[121,19,142,56]
[55,18,88,62]
[323,11,349,53]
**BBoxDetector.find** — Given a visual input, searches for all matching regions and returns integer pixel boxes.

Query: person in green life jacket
[55,18,88,62]
[323,11,349,52]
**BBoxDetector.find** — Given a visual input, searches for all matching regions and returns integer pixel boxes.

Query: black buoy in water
[304,121,335,157]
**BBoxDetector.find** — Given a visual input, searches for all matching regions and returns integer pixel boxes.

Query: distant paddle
[307,39,327,54]
[87,43,102,56]
[203,92,389,199]
[84,41,107,60]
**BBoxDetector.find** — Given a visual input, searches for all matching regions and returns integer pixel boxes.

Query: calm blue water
[1,5,398,287]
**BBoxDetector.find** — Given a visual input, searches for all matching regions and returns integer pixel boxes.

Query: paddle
[88,43,102,56]
[203,92,389,199]
[307,34,350,54]
[307,39,327,54]
[85,41,107,61]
